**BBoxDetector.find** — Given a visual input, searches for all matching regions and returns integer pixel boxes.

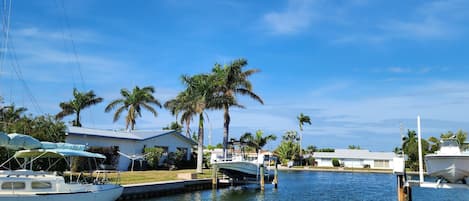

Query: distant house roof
[312,149,396,160]
[66,126,196,145]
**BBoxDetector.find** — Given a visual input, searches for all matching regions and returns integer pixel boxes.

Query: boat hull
[214,161,273,181]
[0,184,123,201]
[425,155,469,183]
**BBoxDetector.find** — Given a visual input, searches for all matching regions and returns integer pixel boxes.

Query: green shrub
[332,158,340,167]
[144,147,164,169]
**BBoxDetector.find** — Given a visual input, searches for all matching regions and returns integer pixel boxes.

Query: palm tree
[105,86,162,130]
[402,129,417,150]
[179,74,214,174]
[1,104,27,124]
[162,121,183,132]
[283,130,299,142]
[402,129,429,170]
[297,113,311,163]
[240,129,277,153]
[164,91,196,138]
[56,88,103,127]
[211,59,264,157]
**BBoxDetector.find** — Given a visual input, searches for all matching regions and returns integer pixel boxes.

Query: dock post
[260,164,265,191]
[405,185,412,201]
[273,164,278,189]
[212,164,218,189]
[397,174,405,201]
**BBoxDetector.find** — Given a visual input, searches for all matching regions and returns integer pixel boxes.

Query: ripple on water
[136,171,469,201]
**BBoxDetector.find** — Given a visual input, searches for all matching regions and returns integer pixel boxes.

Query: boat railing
[93,170,121,185]
[62,170,121,185]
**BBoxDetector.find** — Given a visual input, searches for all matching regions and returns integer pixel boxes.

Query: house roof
[66,126,196,145]
[312,149,396,160]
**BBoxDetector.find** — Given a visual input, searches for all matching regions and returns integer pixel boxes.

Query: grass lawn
[106,169,213,185]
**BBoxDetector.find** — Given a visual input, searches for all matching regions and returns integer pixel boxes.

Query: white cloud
[387,67,411,74]
[381,18,454,40]
[310,81,351,97]
[262,0,316,35]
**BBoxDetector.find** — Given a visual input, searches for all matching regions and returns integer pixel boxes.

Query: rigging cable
[53,0,76,88]
[0,0,12,97]
[8,39,43,114]
[55,0,96,126]
[58,0,85,90]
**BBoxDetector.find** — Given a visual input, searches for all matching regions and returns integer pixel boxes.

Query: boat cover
[0,132,9,145]
[7,133,42,150]
[13,148,106,159]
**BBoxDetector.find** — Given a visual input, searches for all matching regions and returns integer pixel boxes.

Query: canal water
[138,171,469,201]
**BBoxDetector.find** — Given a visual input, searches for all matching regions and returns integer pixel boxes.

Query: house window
[374,160,390,168]
[177,147,188,159]
[1,182,25,190]
[31,181,52,189]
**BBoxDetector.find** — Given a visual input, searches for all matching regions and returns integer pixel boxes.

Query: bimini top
[14,148,106,159]
[0,132,104,159]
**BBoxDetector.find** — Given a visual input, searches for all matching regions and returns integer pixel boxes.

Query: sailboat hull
[425,155,469,183]
[0,184,123,201]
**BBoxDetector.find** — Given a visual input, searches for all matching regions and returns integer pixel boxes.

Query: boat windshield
[441,139,459,147]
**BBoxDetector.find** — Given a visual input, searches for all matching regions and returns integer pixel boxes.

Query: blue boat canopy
[13,149,106,159]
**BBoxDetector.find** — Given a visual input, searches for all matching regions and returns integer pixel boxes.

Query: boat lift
[211,140,279,190]
[394,116,469,201]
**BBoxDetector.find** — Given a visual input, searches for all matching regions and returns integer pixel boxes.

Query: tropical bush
[144,147,164,169]
[305,156,316,166]
[332,158,340,167]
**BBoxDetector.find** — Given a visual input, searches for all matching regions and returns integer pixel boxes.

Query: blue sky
[1,0,469,151]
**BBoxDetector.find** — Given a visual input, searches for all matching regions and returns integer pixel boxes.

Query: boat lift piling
[260,164,265,191]
[273,164,278,189]
[211,164,218,189]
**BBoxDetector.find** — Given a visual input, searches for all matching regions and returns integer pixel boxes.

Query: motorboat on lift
[210,140,275,181]
[0,132,123,201]
[425,138,469,183]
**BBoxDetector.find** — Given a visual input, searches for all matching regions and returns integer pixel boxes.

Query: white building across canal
[313,149,397,169]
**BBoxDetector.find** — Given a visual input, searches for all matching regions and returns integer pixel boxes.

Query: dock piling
[397,174,406,201]
[260,164,265,191]
[273,164,278,188]
[212,164,218,189]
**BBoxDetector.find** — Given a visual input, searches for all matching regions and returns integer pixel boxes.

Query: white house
[66,126,196,171]
[312,149,397,169]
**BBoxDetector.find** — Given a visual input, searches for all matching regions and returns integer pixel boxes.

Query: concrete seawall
[118,179,225,200]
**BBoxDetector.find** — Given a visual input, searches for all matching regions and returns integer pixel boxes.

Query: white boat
[210,141,274,181]
[211,155,272,179]
[0,170,122,201]
[425,139,469,183]
[0,133,123,201]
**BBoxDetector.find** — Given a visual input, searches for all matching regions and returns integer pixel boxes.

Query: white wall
[315,158,394,169]
[142,134,193,160]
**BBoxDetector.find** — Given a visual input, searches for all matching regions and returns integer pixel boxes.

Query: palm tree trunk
[185,119,191,138]
[196,113,204,174]
[223,105,230,158]
[75,111,81,127]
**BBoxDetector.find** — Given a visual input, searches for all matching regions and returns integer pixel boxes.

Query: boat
[0,132,123,201]
[425,138,469,183]
[210,140,275,181]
